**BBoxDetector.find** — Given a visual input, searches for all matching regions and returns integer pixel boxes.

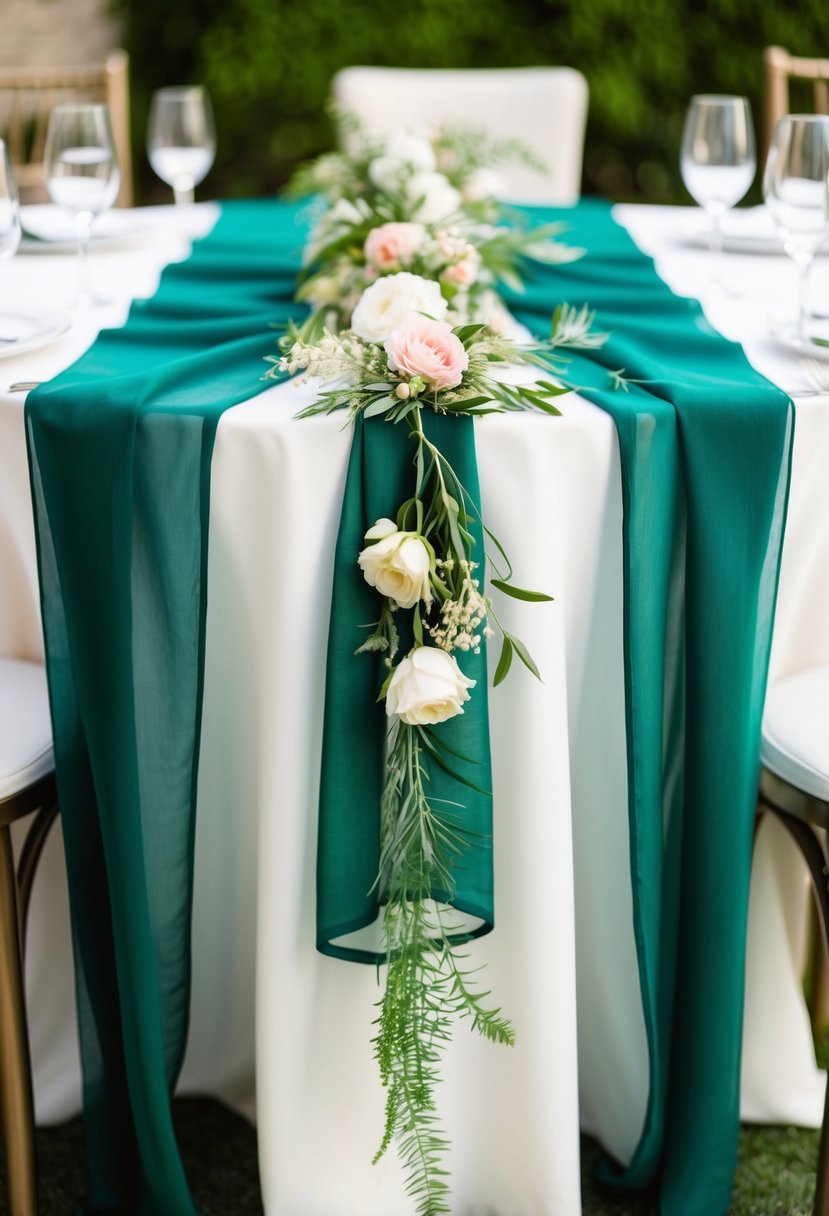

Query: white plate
[673,206,829,257]
[0,310,72,360]
[767,319,829,361]
[19,205,143,254]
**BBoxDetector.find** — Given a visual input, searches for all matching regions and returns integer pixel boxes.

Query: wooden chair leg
[763,806,829,1216]
[0,826,37,1215]
[16,802,58,959]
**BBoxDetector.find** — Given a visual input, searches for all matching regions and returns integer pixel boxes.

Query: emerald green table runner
[25,196,792,1216]
[507,199,793,1215]
[26,200,308,1216]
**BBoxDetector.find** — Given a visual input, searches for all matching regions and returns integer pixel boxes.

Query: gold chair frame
[0,49,132,207]
[763,46,829,167]
[757,766,829,1216]
[0,775,58,1216]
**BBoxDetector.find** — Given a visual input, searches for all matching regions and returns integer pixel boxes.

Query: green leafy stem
[372,720,514,1216]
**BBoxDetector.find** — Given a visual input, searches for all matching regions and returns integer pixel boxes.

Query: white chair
[331,65,588,205]
[756,664,829,1216]
[0,658,59,1216]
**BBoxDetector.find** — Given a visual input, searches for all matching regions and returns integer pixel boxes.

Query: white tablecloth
[1,202,827,1215]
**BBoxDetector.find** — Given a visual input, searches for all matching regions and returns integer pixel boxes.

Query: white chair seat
[761,665,829,803]
[0,658,54,801]
[332,66,589,205]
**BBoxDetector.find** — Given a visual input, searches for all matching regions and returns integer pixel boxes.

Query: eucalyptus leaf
[493,636,513,686]
[363,396,396,418]
[510,634,542,681]
[490,578,554,603]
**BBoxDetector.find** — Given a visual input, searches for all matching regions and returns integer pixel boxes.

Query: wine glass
[680,95,756,292]
[44,103,120,308]
[0,138,21,263]
[147,87,215,205]
[763,114,829,343]
[0,139,22,346]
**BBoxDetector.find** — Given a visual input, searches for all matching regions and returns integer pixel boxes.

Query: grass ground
[8,1096,820,1215]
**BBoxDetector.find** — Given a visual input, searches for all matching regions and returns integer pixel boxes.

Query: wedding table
[1,200,828,1216]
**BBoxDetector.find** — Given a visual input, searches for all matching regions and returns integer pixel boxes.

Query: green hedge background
[114,0,827,205]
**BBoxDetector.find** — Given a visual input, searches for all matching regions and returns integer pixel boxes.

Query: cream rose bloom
[385,316,469,391]
[350,273,448,344]
[358,520,432,609]
[386,646,476,725]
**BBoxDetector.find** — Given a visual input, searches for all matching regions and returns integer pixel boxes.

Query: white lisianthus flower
[386,646,476,725]
[407,172,463,224]
[350,272,448,344]
[358,523,432,609]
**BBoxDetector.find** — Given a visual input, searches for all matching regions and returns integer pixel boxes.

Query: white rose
[386,647,476,725]
[350,272,448,344]
[358,524,432,609]
[407,172,462,224]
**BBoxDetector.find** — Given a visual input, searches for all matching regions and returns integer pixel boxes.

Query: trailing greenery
[113,0,827,205]
[372,722,514,1216]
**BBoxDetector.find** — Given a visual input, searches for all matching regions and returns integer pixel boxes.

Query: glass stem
[797,254,814,343]
[75,211,93,308]
[173,179,195,206]
[708,209,725,293]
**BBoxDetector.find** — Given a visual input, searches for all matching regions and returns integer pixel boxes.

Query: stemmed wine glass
[44,103,120,309]
[680,95,756,293]
[0,139,22,346]
[0,138,21,263]
[147,87,215,205]
[763,114,829,344]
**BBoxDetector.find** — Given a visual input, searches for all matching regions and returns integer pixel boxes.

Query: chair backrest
[763,46,829,166]
[331,66,588,206]
[0,49,132,207]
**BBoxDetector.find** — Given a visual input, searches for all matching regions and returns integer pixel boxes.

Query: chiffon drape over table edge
[9,194,811,1216]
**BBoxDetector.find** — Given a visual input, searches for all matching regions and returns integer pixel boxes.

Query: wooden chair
[0,49,132,207]
[0,658,59,1216]
[331,66,588,205]
[763,46,829,167]
[756,664,829,1216]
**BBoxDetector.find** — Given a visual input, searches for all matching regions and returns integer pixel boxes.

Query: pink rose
[385,316,469,392]
[364,222,426,270]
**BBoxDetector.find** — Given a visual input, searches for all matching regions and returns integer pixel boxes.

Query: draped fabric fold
[317,410,493,963]
[25,200,306,1215]
[508,199,793,1215]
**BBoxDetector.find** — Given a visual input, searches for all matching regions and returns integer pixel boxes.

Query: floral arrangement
[287,124,584,336]
[272,122,615,1216]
